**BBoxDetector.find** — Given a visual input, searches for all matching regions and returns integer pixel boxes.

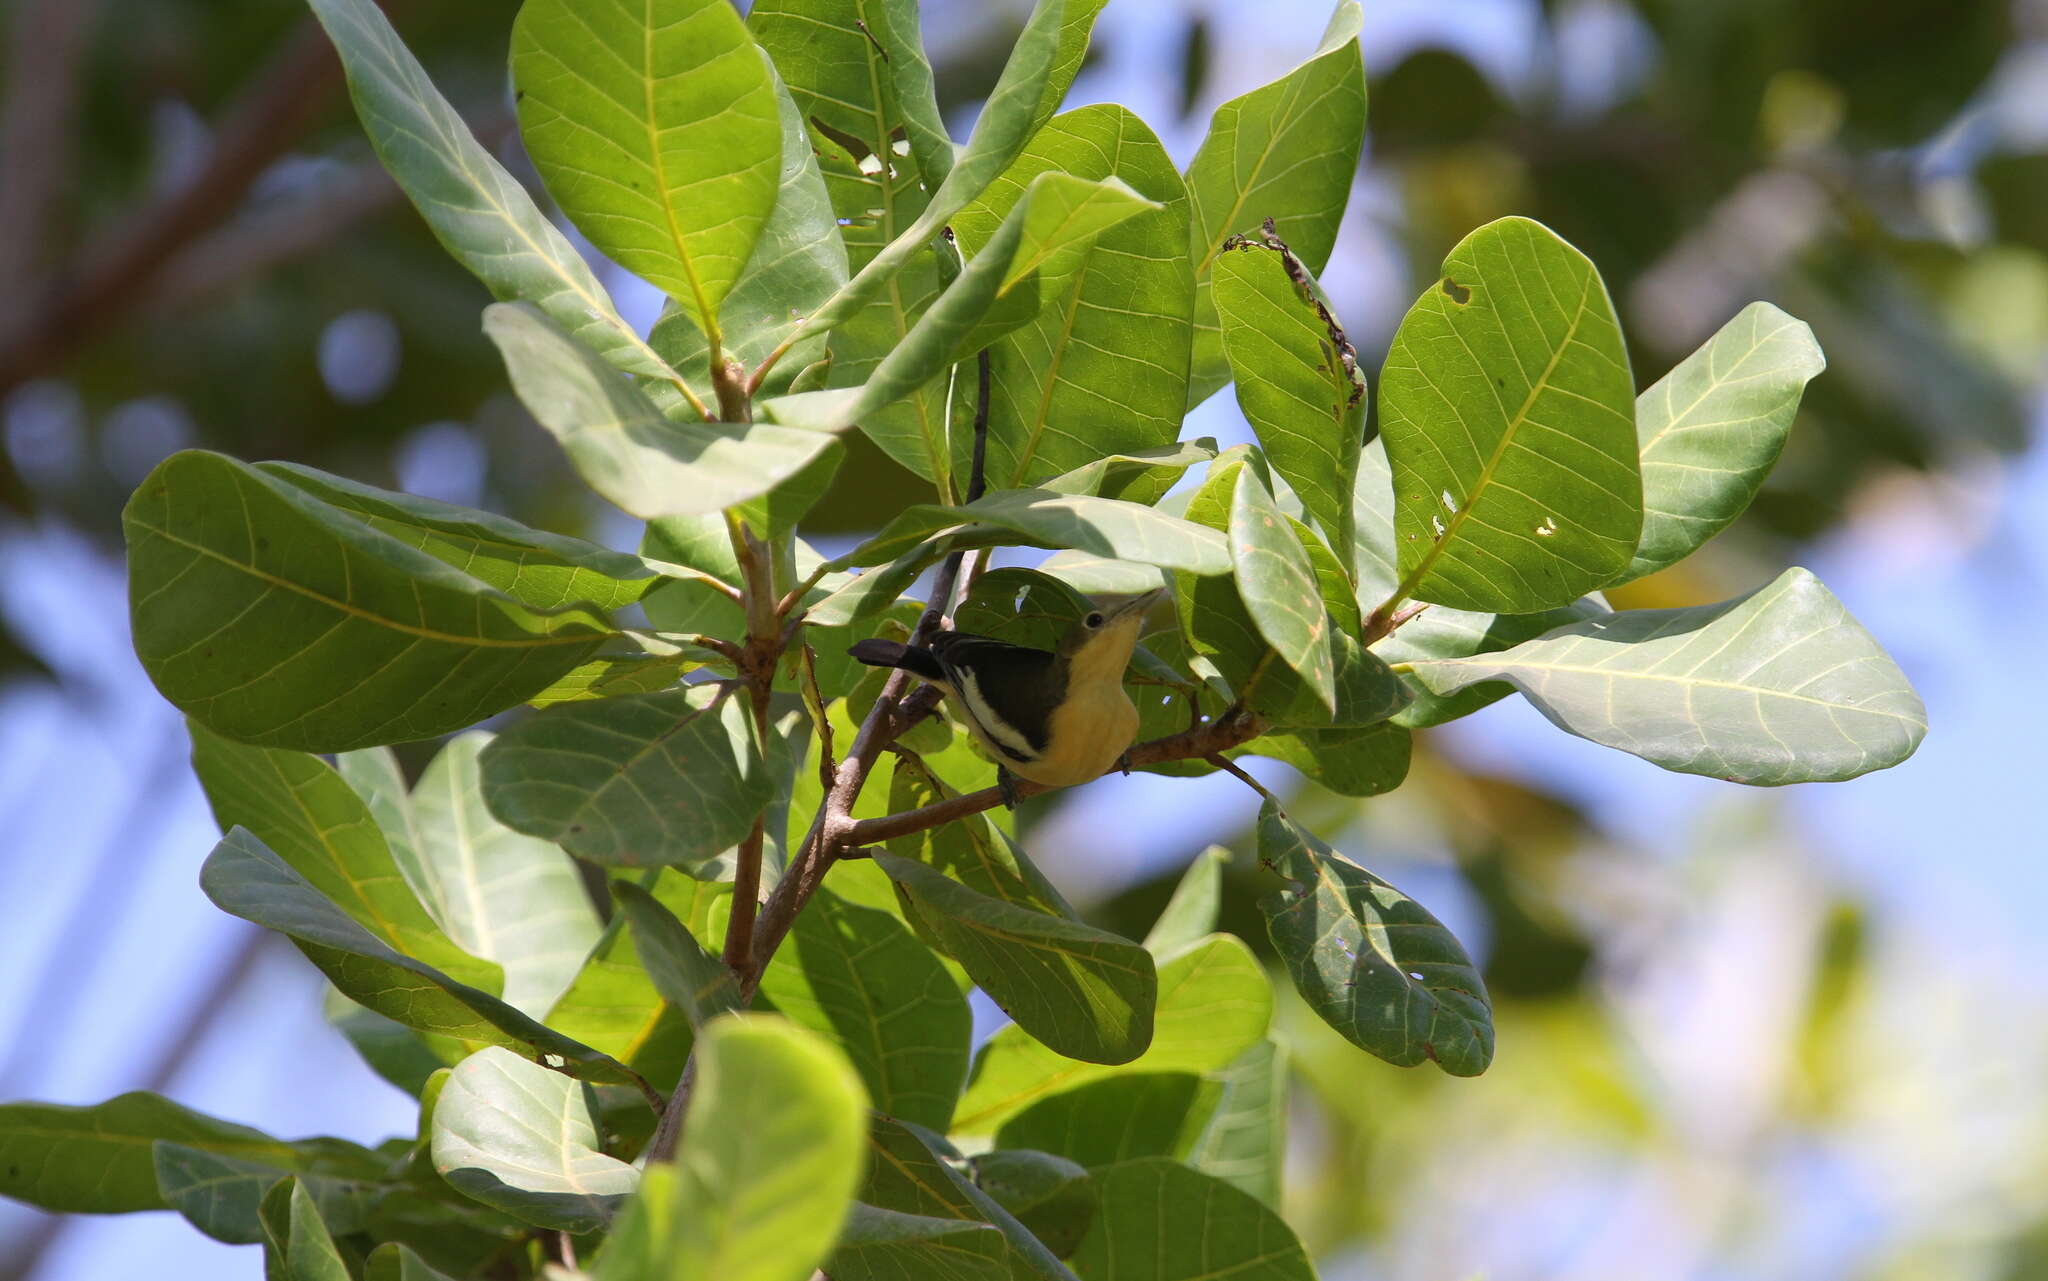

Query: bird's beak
[1101,586,1167,623]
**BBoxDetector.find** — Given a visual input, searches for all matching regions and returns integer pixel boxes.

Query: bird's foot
[997,767,1021,810]
[1115,751,1133,776]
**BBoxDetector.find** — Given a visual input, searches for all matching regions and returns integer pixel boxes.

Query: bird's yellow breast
[1017,677,1138,787]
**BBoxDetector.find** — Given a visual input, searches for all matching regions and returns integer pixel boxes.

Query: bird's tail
[847,638,947,684]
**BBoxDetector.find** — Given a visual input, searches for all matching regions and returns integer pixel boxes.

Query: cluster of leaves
[0,0,1926,1277]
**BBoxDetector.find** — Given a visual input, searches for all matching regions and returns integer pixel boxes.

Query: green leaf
[596,1016,869,1281]
[1257,800,1493,1075]
[1626,301,1826,581]
[367,1244,460,1281]
[648,60,849,402]
[1404,567,1928,783]
[951,106,1194,493]
[1230,465,1335,711]
[829,1203,1009,1281]
[393,732,602,1016]
[511,0,780,335]
[153,1143,380,1246]
[1068,1158,1313,1281]
[1351,439,1608,726]
[302,0,673,380]
[270,1179,352,1281]
[325,991,448,1096]
[613,880,740,1028]
[1029,0,1109,134]
[1184,0,1365,402]
[1238,721,1410,798]
[0,1094,367,1214]
[843,489,1231,576]
[1184,1039,1287,1208]
[1039,439,1217,505]
[431,1046,638,1233]
[1377,216,1641,614]
[479,684,770,868]
[878,854,1156,1066]
[1174,456,1400,726]
[967,1150,1095,1261]
[260,462,670,611]
[539,897,700,1090]
[953,934,1269,1135]
[484,303,837,520]
[756,888,971,1133]
[1214,244,1365,554]
[125,451,611,752]
[1141,847,1226,956]
[884,753,1074,918]
[774,0,1075,348]
[993,1074,1222,1170]
[526,633,715,707]
[859,1117,1080,1281]
[760,171,1159,463]
[201,828,648,1090]
[188,723,499,992]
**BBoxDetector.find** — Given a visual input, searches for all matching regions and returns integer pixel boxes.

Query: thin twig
[1204,752,1279,802]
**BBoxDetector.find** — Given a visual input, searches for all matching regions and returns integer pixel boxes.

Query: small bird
[848,588,1164,794]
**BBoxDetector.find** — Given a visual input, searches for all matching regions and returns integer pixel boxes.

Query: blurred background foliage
[3,0,2045,1278]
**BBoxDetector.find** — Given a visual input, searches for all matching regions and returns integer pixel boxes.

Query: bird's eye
[1085,611,1105,628]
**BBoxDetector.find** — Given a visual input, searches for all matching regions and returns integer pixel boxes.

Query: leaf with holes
[950,105,1194,494]
[1214,244,1365,555]
[952,933,1269,1135]
[479,684,769,868]
[1404,567,1927,783]
[1626,302,1826,581]
[511,0,780,337]
[430,1047,638,1233]
[1257,801,1493,1076]
[485,303,838,520]
[1378,216,1641,614]
[125,451,611,752]
[201,828,648,1091]
[303,0,673,380]
[1184,0,1365,403]
[879,854,1157,1066]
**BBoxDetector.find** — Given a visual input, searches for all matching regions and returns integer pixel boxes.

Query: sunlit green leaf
[431,1047,638,1233]
[879,854,1156,1066]
[511,0,780,335]
[1377,216,1641,613]
[126,451,610,752]
[303,0,674,380]
[267,1179,351,1281]
[261,462,670,611]
[953,934,1268,1134]
[1141,846,1226,955]
[366,1243,460,1281]
[612,880,739,1028]
[1257,800,1493,1075]
[842,489,1230,577]
[993,1074,1222,1170]
[952,105,1194,493]
[1184,1038,1287,1208]
[1237,721,1410,798]
[201,828,647,1090]
[595,1016,868,1281]
[1626,301,1826,581]
[1184,0,1365,402]
[479,684,769,868]
[1231,465,1335,711]
[189,723,498,992]
[1404,567,1927,783]
[485,303,837,519]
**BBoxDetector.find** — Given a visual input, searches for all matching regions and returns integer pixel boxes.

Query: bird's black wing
[926,631,1063,758]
